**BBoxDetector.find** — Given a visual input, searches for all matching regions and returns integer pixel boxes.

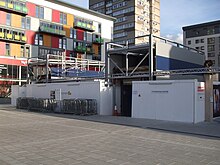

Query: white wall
[132,80,205,123]
[30,17,40,31]
[12,81,113,115]
[44,7,52,21]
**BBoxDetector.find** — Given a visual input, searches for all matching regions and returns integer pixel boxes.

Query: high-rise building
[183,20,220,67]
[0,0,114,97]
[89,0,160,45]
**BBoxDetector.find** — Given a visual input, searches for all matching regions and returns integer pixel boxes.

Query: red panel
[26,30,36,45]
[26,2,36,17]
[0,11,6,25]
[0,42,6,56]
[65,50,70,60]
[0,57,27,66]
[51,36,59,48]
[52,10,60,23]
[76,29,84,41]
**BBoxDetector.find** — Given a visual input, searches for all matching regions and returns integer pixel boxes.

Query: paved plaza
[0,106,220,165]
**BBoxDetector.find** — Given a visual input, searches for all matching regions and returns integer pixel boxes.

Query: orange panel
[67,13,74,27]
[10,43,21,57]
[11,14,21,28]
[43,34,51,47]
[92,44,99,55]
[63,25,70,38]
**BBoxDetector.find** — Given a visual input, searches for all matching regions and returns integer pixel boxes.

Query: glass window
[201,39,204,43]
[201,46,204,50]
[60,13,67,24]
[36,6,44,19]
[21,17,25,29]
[63,39,66,49]
[208,45,215,52]
[6,13,11,26]
[195,39,199,44]
[39,35,43,45]
[187,40,191,45]
[70,28,73,38]
[26,18,31,30]
[73,29,76,39]
[35,34,38,45]
[25,46,30,58]
[208,37,215,44]
[6,43,10,56]
[21,45,24,57]
[59,38,62,49]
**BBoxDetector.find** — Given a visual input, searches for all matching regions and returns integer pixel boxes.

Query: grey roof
[182,20,220,31]
[46,0,116,21]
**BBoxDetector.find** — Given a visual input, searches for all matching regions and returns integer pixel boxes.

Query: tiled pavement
[0,105,220,165]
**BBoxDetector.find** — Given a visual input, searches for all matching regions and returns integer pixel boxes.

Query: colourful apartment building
[0,0,114,97]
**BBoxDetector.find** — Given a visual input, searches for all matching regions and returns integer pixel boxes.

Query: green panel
[15,5,22,11]
[22,7,28,13]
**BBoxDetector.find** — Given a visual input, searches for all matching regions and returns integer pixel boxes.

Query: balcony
[6,33,12,39]
[74,21,95,32]
[93,38,104,44]
[86,47,94,54]
[0,27,26,44]
[75,46,86,53]
[39,26,66,36]
[0,32,4,38]
[14,35,20,40]
[0,0,28,15]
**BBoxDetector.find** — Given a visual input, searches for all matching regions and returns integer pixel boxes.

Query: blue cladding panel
[156,56,203,70]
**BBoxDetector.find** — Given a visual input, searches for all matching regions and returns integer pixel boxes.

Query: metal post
[126,53,129,76]
[19,66,22,86]
[204,73,213,122]
[149,34,154,80]
[46,54,49,83]
[105,42,109,85]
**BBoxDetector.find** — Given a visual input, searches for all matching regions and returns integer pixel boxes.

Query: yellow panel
[11,14,21,28]
[63,25,70,38]
[92,44,99,55]
[43,34,51,47]
[10,43,21,57]
[67,14,74,27]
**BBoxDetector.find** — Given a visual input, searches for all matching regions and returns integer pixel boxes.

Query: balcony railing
[0,0,28,15]
[93,38,104,44]
[39,26,66,36]
[0,28,26,44]
[76,46,86,53]
[74,21,95,32]
[86,47,94,54]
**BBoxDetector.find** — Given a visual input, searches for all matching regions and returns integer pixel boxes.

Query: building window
[26,18,31,30]
[63,38,66,49]
[201,46,204,50]
[208,52,215,57]
[208,45,215,52]
[35,34,43,45]
[195,47,199,50]
[6,43,10,56]
[207,28,215,35]
[21,45,24,57]
[83,32,87,41]
[188,40,191,45]
[25,46,30,58]
[70,28,73,38]
[195,39,199,44]
[59,38,62,49]
[201,39,204,43]
[36,6,44,19]
[98,24,101,33]
[73,29,76,39]
[6,13,11,26]
[60,12,67,24]
[207,37,215,44]
[21,17,25,29]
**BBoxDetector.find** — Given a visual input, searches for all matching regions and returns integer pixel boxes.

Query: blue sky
[64,0,220,43]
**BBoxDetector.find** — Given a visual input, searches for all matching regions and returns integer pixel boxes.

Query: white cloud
[165,33,183,44]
